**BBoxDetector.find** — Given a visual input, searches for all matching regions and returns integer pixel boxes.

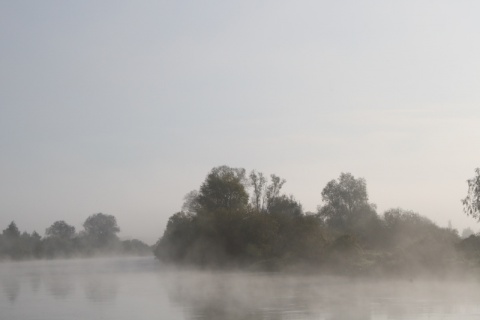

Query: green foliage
[197,166,249,213]
[318,173,376,231]
[155,167,470,275]
[155,212,197,262]
[317,173,381,249]
[156,166,327,269]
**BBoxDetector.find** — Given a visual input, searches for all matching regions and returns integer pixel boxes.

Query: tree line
[154,166,480,275]
[0,213,151,260]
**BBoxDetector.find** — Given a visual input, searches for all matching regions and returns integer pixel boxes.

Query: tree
[3,221,20,239]
[250,170,267,211]
[121,239,152,256]
[265,174,286,212]
[1,222,21,259]
[463,168,480,220]
[268,195,303,217]
[83,213,120,247]
[155,211,196,262]
[45,221,76,240]
[43,220,77,258]
[318,173,376,230]
[30,231,43,258]
[181,190,201,214]
[461,227,475,239]
[248,171,286,213]
[196,166,249,213]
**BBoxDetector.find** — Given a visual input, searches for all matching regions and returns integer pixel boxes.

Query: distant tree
[31,231,41,240]
[45,221,76,240]
[83,213,120,248]
[3,221,20,239]
[457,234,480,260]
[267,195,320,261]
[250,170,267,211]
[461,227,475,239]
[196,166,249,213]
[380,207,460,271]
[121,239,152,256]
[265,174,286,212]
[382,208,437,245]
[318,173,377,230]
[1,222,21,259]
[463,168,480,220]
[268,195,303,217]
[17,232,35,258]
[383,208,433,229]
[43,221,77,258]
[30,231,43,258]
[249,171,286,213]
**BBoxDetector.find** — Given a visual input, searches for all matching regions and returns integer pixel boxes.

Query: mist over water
[1,257,480,320]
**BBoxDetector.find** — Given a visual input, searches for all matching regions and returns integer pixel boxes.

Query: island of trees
[0,213,151,260]
[3,165,480,275]
[154,166,480,275]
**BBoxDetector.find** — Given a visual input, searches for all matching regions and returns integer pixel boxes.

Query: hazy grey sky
[1,1,479,244]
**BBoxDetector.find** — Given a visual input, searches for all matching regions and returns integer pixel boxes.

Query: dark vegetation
[155,166,480,275]
[0,213,151,261]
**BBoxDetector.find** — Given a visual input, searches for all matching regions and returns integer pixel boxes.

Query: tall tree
[83,213,120,247]
[3,221,20,239]
[1,222,21,259]
[318,173,376,230]
[248,171,286,213]
[265,174,286,213]
[250,170,267,212]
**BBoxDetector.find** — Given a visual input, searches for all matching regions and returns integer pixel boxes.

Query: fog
[3,167,480,318]
[167,270,480,320]
[3,1,480,317]
[2,257,480,319]
[2,1,480,243]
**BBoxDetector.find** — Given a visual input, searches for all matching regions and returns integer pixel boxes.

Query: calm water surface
[1,257,480,320]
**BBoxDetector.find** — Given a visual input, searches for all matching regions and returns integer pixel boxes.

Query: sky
[1,1,479,244]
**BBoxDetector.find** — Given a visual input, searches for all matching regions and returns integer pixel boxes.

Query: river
[1,256,480,319]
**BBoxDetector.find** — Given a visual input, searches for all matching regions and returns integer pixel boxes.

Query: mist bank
[154,166,480,276]
[0,213,152,261]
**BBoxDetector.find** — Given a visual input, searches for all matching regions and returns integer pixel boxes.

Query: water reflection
[2,276,20,303]
[164,271,480,320]
[46,274,74,299]
[166,272,374,320]
[85,276,118,302]
[0,258,480,320]
[28,271,41,293]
